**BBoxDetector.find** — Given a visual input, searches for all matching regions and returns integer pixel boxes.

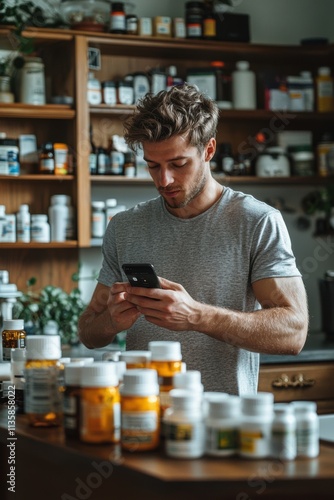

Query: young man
[78,83,308,394]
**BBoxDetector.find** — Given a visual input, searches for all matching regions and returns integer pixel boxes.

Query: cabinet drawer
[258,362,334,403]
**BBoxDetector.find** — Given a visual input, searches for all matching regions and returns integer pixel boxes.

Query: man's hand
[108,281,142,331]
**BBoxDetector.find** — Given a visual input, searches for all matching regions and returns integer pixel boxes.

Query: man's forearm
[194,303,308,355]
[78,307,118,349]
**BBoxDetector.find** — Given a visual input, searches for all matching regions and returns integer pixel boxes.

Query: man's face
[142,135,215,215]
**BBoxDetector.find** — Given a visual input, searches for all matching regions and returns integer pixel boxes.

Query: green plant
[13,277,87,345]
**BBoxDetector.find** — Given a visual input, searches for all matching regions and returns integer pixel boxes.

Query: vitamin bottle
[271,403,297,461]
[24,335,63,427]
[205,395,241,457]
[292,401,319,458]
[16,204,30,243]
[2,319,26,362]
[63,361,85,440]
[39,142,55,174]
[10,347,26,413]
[239,392,274,458]
[148,341,182,415]
[164,388,205,458]
[120,369,160,451]
[110,2,126,34]
[120,350,152,369]
[80,362,120,444]
[30,214,50,242]
[232,60,257,110]
[173,370,203,394]
[91,201,105,238]
[48,194,69,242]
[316,66,334,112]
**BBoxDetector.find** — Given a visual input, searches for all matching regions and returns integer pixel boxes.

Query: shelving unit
[1,26,334,290]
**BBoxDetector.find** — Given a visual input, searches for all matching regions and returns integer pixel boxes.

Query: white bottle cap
[203,391,230,402]
[80,362,118,387]
[105,198,117,208]
[236,60,250,70]
[208,395,241,419]
[114,360,127,383]
[51,194,71,205]
[273,402,295,415]
[64,362,84,385]
[120,368,159,396]
[26,335,61,360]
[241,392,274,416]
[119,350,152,364]
[148,341,182,361]
[292,401,317,413]
[318,66,331,76]
[169,388,202,410]
[91,201,105,209]
[3,319,24,331]
[70,357,94,364]
[19,204,29,212]
[173,370,203,392]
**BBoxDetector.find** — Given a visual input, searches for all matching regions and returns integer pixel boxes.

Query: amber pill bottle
[2,319,26,362]
[120,369,160,451]
[24,335,63,427]
[80,362,120,444]
[119,350,152,369]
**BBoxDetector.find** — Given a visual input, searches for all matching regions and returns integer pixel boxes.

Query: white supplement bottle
[16,204,30,242]
[31,214,50,242]
[205,394,241,457]
[292,401,319,458]
[232,60,257,110]
[239,392,274,458]
[271,403,297,460]
[91,201,105,238]
[164,388,205,459]
[48,194,69,242]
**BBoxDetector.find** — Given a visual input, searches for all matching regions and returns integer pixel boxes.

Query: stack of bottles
[1,336,320,461]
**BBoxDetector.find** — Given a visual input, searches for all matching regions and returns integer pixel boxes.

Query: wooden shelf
[0,103,75,119]
[0,241,78,249]
[0,174,74,181]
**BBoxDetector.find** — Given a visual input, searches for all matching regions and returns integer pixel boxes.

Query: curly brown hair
[123,83,219,153]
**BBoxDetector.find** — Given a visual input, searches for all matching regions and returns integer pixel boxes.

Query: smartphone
[122,263,161,288]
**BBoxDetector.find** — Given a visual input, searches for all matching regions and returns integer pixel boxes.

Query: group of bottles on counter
[91,198,126,238]
[1,330,320,460]
[0,195,75,243]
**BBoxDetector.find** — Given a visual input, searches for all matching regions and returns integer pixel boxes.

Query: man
[78,83,308,394]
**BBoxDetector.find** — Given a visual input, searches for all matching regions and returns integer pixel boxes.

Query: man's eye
[172,163,186,168]
[147,164,158,169]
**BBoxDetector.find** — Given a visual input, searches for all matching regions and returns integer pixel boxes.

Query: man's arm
[124,276,309,355]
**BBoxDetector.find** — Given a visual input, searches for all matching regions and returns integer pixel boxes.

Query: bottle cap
[148,341,182,361]
[292,401,317,413]
[51,194,71,205]
[208,395,241,419]
[169,388,202,410]
[173,370,204,392]
[26,335,61,360]
[70,357,95,364]
[241,392,274,416]
[120,368,159,396]
[120,350,152,364]
[91,201,105,209]
[114,360,127,383]
[3,319,24,331]
[105,198,117,208]
[318,66,331,76]
[273,403,295,415]
[80,362,118,387]
[64,362,85,385]
[236,60,250,70]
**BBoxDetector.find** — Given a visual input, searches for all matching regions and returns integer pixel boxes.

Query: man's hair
[123,83,219,153]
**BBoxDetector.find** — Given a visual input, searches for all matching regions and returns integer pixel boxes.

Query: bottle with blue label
[0,136,20,176]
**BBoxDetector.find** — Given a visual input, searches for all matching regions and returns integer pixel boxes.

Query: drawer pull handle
[272,373,315,388]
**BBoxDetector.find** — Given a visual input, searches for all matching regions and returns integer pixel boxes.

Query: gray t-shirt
[98,187,301,394]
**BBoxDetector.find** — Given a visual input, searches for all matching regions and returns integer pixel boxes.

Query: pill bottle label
[121,411,159,445]
[206,427,239,452]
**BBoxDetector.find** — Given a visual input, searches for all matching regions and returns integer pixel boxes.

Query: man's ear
[205,137,216,162]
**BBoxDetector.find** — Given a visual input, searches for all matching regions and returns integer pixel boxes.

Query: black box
[215,12,250,43]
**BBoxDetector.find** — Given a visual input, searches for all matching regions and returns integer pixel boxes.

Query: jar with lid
[48,194,69,242]
[39,142,55,174]
[110,2,126,34]
[288,145,315,176]
[80,362,120,444]
[91,201,105,238]
[292,401,319,458]
[271,403,297,460]
[126,14,138,35]
[24,335,63,427]
[120,369,160,451]
[87,72,102,105]
[31,214,50,242]
[185,1,205,39]
[19,57,46,105]
[102,81,117,105]
[117,80,134,105]
[119,350,152,369]
[232,60,257,110]
[2,319,26,362]
[205,395,241,456]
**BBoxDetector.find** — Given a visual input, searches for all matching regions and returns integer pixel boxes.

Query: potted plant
[12,277,87,345]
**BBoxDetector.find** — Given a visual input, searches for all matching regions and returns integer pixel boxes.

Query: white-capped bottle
[48,194,69,242]
[232,60,257,109]
[205,395,241,456]
[271,403,297,460]
[91,201,105,238]
[164,389,205,459]
[173,370,204,394]
[239,392,274,458]
[16,204,31,242]
[31,214,50,242]
[292,401,319,458]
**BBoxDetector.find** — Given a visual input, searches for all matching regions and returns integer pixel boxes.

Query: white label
[25,367,62,414]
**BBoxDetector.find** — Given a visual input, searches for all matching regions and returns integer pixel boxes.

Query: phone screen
[122,263,161,288]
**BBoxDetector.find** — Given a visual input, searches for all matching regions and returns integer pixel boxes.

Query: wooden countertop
[1,410,334,500]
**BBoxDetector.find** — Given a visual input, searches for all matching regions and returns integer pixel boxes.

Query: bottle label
[39,158,55,173]
[81,400,120,442]
[121,410,159,445]
[24,367,62,414]
[206,426,239,452]
[110,13,126,31]
[3,340,25,361]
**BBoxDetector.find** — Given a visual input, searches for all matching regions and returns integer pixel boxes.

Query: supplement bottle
[120,350,152,369]
[102,81,117,105]
[10,347,26,413]
[292,401,319,458]
[271,403,297,460]
[185,1,204,39]
[173,370,204,395]
[239,392,274,458]
[120,368,160,451]
[148,340,182,415]
[63,361,85,440]
[205,395,241,457]
[19,57,46,105]
[91,201,105,238]
[31,214,50,242]
[164,388,205,458]
[24,335,63,427]
[126,14,138,35]
[232,60,257,110]
[2,319,26,362]
[54,143,68,175]
[316,66,334,112]
[87,72,102,105]
[80,362,120,444]
[110,2,126,34]
[16,204,31,243]
[48,194,69,242]
[39,142,55,174]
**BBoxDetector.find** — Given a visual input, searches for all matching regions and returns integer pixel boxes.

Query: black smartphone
[122,263,161,288]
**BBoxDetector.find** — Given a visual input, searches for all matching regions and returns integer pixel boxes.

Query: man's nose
[159,167,174,187]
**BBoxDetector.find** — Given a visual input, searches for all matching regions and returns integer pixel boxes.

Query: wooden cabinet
[1,26,334,289]
[259,361,334,414]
